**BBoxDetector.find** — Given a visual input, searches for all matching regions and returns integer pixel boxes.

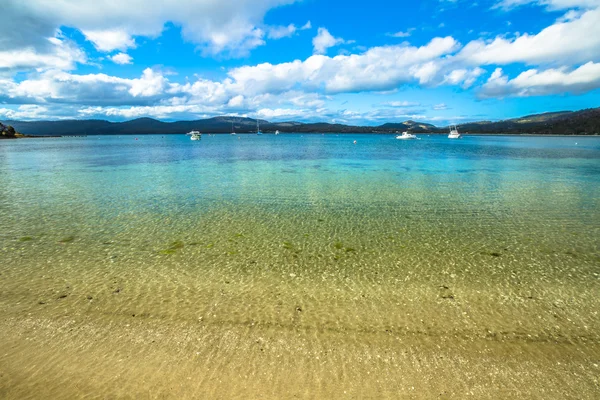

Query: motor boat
[187,130,201,140]
[396,131,417,140]
[448,125,461,139]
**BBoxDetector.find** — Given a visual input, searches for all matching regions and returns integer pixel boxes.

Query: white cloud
[312,28,346,54]
[557,9,585,21]
[0,36,85,72]
[232,36,460,95]
[129,69,169,97]
[2,68,170,104]
[1,0,300,57]
[382,101,421,107]
[458,8,600,66]
[227,95,245,107]
[480,62,600,97]
[433,103,449,110]
[257,107,307,118]
[2,1,600,123]
[267,24,298,39]
[267,21,311,39]
[83,29,136,52]
[386,28,415,38]
[109,53,133,65]
[494,0,600,11]
[78,104,208,119]
[300,21,312,30]
[442,68,485,88]
[0,105,51,120]
[0,35,466,113]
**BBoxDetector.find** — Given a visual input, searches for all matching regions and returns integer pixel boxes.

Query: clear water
[1,134,599,398]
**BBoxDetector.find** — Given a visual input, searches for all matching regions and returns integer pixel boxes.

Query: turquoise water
[1,134,599,398]
[2,134,598,268]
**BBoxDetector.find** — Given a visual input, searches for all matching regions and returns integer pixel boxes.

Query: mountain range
[3,107,599,136]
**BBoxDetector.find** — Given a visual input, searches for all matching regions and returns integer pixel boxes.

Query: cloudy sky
[1,0,599,125]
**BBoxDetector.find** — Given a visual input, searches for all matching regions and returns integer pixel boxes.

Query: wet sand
[1,218,599,399]
[1,282,599,399]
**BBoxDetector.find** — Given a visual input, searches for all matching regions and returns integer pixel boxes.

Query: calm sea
[1,134,599,398]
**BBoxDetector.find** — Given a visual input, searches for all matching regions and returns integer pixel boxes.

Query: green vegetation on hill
[0,122,23,139]
[3,106,599,136]
[452,108,600,135]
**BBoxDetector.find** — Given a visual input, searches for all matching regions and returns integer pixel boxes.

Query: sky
[0,0,599,126]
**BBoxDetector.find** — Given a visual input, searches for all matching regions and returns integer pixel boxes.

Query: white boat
[275,130,280,135]
[231,122,236,135]
[396,131,417,140]
[256,118,262,135]
[448,125,461,139]
[187,130,201,140]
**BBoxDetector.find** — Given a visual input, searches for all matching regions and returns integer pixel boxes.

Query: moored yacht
[396,131,417,140]
[448,125,461,139]
[187,130,201,140]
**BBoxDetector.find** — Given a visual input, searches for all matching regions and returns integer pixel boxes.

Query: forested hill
[3,107,599,136]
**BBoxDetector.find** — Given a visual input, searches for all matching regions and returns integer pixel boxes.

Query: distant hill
[450,108,600,135]
[3,107,599,136]
[379,120,437,132]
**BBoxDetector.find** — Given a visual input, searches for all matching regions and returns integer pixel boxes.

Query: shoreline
[9,132,600,137]
[2,282,598,399]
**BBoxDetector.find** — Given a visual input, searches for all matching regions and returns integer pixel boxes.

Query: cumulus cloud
[480,62,600,97]
[312,28,347,54]
[442,68,485,88]
[0,105,53,120]
[459,7,600,66]
[232,36,460,95]
[109,53,133,65]
[83,29,137,52]
[257,107,308,118]
[0,35,481,117]
[78,104,209,119]
[1,0,299,57]
[1,68,170,105]
[2,0,600,123]
[0,36,86,72]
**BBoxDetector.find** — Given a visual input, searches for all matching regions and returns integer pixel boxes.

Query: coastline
[1,267,598,399]
[8,132,600,137]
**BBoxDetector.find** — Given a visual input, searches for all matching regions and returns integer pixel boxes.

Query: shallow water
[1,134,599,398]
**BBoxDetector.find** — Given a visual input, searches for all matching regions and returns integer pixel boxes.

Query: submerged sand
[1,135,599,398]
[1,208,599,399]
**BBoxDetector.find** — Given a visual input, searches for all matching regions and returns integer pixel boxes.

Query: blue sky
[1,0,599,126]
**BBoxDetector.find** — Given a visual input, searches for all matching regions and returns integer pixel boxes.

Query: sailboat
[448,125,461,139]
[231,121,236,135]
[275,130,280,135]
[256,118,262,135]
